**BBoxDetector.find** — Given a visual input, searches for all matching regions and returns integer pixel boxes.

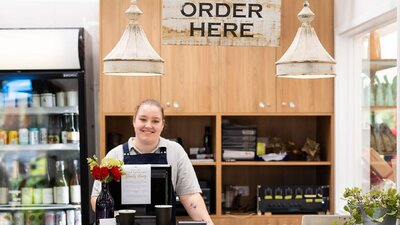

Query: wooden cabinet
[276,79,334,113]
[218,47,276,113]
[211,215,301,225]
[161,45,219,113]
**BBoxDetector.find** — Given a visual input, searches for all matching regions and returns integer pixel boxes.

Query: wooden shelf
[370,105,397,111]
[363,59,396,74]
[221,161,331,166]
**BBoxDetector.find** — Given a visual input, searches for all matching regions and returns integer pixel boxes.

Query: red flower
[110,166,122,182]
[91,165,103,180]
[100,167,109,180]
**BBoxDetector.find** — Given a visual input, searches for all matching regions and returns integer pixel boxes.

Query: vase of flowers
[87,155,124,225]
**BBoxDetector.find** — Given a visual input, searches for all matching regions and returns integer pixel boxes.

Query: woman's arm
[179,193,214,225]
[91,196,97,212]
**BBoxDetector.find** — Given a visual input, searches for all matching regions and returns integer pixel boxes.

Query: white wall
[334,0,397,214]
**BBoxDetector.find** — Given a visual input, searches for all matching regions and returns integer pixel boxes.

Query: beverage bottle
[54,160,69,204]
[61,114,68,144]
[69,159,81,204]
[66,114,79,144]
[0,163,8,204]
[48,115,61,144]
[42,159,54,204]
[204,126,212,154]
[21,162,34,205]
[33,178,43,204]
[9,160,22,205]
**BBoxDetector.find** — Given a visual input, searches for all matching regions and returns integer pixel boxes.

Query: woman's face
[133,104,164,145]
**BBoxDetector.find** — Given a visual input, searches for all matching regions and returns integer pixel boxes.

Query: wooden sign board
[162,0,281,47]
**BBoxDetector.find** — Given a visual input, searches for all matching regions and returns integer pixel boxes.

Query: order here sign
[162,0,281,47]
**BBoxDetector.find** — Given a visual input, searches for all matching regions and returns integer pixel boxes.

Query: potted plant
[342,187,400,225]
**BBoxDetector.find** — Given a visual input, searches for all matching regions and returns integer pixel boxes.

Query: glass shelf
[0,204,80,211]
[0,106,79,115]
[0,143,79,151]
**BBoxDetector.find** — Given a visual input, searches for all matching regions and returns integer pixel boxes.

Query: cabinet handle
[289,101,296,108]
[259,102,272,108]
[173,101,180,108]
[281,102,287,107]
[165,102,171,108]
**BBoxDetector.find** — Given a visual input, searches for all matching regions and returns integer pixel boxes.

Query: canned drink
[18,128,29,145]
[13,212,24,225]
[39,128,48,144]
[0,186,8,204]
[8,130,18,145]
[66,210,74,225]
[28,128,39,145]
[55,211,66,225]
[74,209,81,225]
[25,211,44,225]
[40,93,53,107]
[0,130,7,145]
[0,212,12,225]
[31,94,41,107]
[45,211,55,225]
[56,92,66,107]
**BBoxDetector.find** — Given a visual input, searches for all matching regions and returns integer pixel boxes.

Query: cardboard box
[370,148,394,181]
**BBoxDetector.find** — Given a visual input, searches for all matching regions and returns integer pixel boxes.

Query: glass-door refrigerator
[0,28,89,225]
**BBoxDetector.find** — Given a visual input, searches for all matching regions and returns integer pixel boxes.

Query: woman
[91,99,214,225]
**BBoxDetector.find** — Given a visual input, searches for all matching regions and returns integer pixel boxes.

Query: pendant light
[103,0,164,76]
[276,0,336,79]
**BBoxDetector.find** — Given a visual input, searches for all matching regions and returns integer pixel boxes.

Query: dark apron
[109,141,176,225]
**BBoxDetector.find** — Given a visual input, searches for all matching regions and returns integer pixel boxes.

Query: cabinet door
[100,0,161,114]
[219,46,276,113]
[161,45,219,113]
[276,78,334,113]
[276,0,334,113]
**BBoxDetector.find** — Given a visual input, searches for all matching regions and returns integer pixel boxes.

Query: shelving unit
[104,114,334,221]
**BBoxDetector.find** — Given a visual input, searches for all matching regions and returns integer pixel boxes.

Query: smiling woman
[90,99,214,225]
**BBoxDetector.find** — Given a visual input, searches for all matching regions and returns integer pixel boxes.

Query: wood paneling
[276,0,334,113]
[161,45,219,113]
[219,46,276,113]
[100,0,161,114]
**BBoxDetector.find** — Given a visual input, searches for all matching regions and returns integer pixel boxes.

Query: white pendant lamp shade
[103,0,164,76]
[276,1,336,79]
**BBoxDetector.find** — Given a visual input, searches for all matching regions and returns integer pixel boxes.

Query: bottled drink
[9,160,22,205]
[61,114,68,144]
[69,159,81,204]
[42,160,54,204]
[54,160,69,204]
[21,162,33,205]
[204,126,212,154]
[32,176,44,204]
[0,164,8,204]
[48,116,61,144]
[66,114,79,144]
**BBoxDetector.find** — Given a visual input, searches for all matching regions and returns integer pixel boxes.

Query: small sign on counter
[121,164,151,204]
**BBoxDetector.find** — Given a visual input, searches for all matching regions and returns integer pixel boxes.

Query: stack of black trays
[222,124,257,161]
